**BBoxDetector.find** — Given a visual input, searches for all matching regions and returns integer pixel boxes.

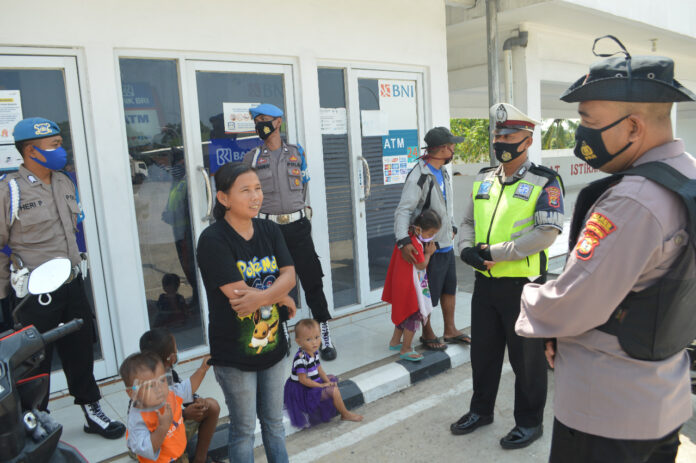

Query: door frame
[181,59,305,344]
[0,51,118,391]
[345,68,427,308]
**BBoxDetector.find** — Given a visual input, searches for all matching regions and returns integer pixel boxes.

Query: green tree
[541,119,579,150]
[450,118,490,163]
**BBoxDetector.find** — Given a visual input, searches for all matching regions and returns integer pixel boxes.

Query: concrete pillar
[511,28,543,164]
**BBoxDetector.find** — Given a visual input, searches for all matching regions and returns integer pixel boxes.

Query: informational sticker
[0,90,22,144]
[320,107,347,135]
[382,155,409,185]
[208,137,263,174]
[378,79,417,131]
[0,90,23,171]
[122,83,161,148]
[361,110,388,137]
[0,144,22,172]
[223,103,260,134]
[381,129,419,184]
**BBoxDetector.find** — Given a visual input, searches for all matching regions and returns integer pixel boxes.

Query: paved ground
[250,361,696,463]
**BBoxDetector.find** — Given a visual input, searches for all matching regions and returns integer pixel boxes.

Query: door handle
[358,156,371,201]
[198,166,213,222]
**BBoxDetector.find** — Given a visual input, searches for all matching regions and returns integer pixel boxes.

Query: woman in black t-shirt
[197,163,296,463]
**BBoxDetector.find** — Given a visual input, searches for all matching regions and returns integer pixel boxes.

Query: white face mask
[418,234,435,243]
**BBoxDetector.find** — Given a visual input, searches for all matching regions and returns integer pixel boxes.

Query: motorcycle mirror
[27,258,72,295]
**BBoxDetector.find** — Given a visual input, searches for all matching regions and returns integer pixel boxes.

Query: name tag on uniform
[513,182,533,201]
[476,181,493,199]
[256,157,269,166]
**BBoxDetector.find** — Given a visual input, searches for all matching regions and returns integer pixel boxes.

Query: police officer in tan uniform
[0,117,125,439]
[242,104,337,360]
[516,36,696,462]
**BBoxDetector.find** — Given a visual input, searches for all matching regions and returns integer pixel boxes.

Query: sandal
[389,343,402,351]
[444,333,472,345]
[399,350,424,362]
[420,336,448,351]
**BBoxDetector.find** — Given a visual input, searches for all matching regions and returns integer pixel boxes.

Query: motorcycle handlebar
[41,318,84,345]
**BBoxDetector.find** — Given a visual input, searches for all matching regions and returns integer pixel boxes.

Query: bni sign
[208,137,263,174]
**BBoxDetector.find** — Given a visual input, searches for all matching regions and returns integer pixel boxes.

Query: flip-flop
[420,336,448,351]
[399,350,424,362]
[444,333,472,345]
[389,343,402,351]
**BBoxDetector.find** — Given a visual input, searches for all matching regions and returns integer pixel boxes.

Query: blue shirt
[426,163,452,253]
[426,163,446,202]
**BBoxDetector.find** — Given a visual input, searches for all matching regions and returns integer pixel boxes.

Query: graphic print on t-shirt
[237,254,283,355]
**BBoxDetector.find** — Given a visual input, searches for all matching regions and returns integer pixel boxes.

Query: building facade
[0,0,453,391]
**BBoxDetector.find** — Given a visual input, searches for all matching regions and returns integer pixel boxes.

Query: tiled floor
[52,292,473,463]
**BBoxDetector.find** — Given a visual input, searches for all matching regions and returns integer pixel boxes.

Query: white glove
[10,265,29,298]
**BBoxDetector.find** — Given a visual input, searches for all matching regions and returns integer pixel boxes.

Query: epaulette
[529,164,565,194]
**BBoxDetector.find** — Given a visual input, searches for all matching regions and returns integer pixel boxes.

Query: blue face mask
[31,145,68,170]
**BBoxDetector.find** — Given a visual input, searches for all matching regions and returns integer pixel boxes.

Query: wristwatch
[396,237,412,249]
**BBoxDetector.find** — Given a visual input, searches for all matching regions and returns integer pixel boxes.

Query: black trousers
[279,217,331,322]
[469,273,547,427]
[15,277,101,410]
[550,418,681,463]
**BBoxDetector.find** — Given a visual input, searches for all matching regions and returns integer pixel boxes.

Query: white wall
[1,0,452,361]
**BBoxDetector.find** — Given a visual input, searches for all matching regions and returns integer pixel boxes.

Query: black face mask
[573,115,632,169]
[255,120,276,140]
[493,137,529,163]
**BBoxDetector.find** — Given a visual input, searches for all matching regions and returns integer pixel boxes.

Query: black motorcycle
[0,258,89,462]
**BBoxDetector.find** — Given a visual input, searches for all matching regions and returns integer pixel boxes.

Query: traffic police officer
[451,103,564,449]
[516,36,696,462]
[242,104,337,360]
[0,117,125,439]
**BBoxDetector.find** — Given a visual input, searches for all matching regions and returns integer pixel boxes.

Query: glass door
[0,54,117,391]
[182,60,310,324]
[347,69,425,306]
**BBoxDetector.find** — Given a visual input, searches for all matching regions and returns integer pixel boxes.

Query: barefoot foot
[341,411,364,422]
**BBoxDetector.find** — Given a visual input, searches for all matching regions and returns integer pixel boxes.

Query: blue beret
[249,104,283,119]
[13,117,61,142]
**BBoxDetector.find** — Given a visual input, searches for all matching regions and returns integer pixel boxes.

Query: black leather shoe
[500,424,543,449]
[450,412,493,435]
[319,321,337,361]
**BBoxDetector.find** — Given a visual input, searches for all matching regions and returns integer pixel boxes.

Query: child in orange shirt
[120,351,209,463]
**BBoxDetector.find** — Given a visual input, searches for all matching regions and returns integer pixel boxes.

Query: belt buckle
[277,214,290,224]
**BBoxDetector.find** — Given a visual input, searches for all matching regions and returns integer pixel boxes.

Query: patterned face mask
[573,115,632,169]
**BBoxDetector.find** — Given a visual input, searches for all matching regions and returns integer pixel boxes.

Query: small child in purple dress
[284,319,363,428]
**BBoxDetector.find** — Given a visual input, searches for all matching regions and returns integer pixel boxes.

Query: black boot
[319,321,337,361]
[81,401,126,439]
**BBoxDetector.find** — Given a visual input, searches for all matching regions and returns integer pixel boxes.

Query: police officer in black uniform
[242,104,337,360]
[0,117,125,439]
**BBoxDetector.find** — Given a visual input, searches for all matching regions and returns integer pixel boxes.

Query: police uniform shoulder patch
[575,212,616,261]
[513,182,534,201]
[545,186,561,208]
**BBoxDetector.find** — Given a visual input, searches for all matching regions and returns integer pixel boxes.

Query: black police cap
[561,35,696,103]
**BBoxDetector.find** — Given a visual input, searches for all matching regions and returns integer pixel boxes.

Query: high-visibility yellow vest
[472,167,551,278]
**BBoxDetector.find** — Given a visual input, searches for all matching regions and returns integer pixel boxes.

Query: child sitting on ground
[382,209,441,361]
[120,351,204,463]
[284,319,363,428]
[139,328,220,463]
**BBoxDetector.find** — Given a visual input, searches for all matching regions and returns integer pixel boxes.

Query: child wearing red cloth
[382,210,441,361]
